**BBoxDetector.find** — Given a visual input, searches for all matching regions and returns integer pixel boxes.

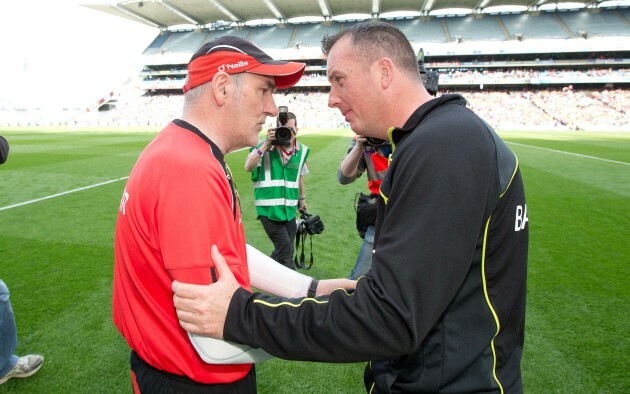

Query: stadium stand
[293,23,341,48]
[160,30,208,54]
[393,18,447,42]
[248,25,294,48]
[500,13,572,39]
[558,9,630,37]
[2,1,628,131]
[444,15,507,41]
[143,31,174,55]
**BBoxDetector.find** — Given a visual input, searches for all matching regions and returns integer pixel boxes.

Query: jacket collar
[172,118,224,162]
[388,94,467,146]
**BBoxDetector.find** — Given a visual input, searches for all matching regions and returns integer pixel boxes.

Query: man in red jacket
[112,36,307,393]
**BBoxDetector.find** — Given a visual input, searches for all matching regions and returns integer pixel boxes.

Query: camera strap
[294,229,313,270]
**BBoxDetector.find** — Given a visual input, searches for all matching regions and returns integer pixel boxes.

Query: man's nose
[266,95,278,117]
[327,88,340,109]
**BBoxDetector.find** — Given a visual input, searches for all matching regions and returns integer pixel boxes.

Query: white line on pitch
[0,177,130,212]
[0,129,330,212]
[507,142,630,166]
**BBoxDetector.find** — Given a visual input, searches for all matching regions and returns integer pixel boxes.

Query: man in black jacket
[172,22,529,393]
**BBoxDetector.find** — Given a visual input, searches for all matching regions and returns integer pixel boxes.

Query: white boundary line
[0,130,329,212]
[0,177,130,212]
[2,136,625,212]
[507,141,630,166]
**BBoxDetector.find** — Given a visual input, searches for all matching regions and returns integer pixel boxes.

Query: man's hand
[355,135,368,148]
[172,245,241,339]
[265,129,276,145]
[316,278,356,296]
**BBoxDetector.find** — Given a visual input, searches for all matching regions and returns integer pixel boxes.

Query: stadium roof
[82,0,617,29]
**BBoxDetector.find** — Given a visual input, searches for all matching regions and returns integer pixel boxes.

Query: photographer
[245,109,310,270]
[338,135,391,279]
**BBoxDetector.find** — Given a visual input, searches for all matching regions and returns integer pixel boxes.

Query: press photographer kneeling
[245,107,310,270]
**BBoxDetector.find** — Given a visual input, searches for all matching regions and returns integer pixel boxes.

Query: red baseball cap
[183,36,306,93]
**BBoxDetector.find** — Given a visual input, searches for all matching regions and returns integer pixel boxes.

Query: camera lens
[273,126,293,146]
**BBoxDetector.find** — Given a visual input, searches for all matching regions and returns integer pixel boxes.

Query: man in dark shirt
[172,22,529,393]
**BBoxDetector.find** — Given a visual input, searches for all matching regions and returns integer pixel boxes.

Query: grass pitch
[0,128,627,393]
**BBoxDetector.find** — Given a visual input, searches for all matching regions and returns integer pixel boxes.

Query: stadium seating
[393,18,446,42]
[143,31,174,55]
[293,23,341,48]
[248,25,294,49]
[500,12,571,39]
[139,9,629,53]
[160,30,208,54]
[558,9,630,38]
[445,15,507,42]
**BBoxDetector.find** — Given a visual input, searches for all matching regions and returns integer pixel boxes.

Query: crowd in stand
[78,87,630,131]
[291,67,628,86]
[459,88,629,130]
[438,67,629,83]
[1,88,628,131]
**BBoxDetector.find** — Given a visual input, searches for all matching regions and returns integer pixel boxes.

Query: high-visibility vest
[251,143,310,221]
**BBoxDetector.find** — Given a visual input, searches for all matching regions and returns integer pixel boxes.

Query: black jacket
[0,136,8,164]
[226,94,528,393]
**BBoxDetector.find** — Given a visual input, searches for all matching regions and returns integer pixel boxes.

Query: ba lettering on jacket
[515,204,528,231]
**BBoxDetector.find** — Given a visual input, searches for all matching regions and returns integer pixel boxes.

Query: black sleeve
[224,114,494,362]
[0,136,8,164]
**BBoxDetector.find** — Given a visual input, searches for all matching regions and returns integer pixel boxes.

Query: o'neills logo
[218,60,249,72]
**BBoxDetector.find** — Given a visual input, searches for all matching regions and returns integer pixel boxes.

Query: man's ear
[377,58,395,89]
[212,72,230,106]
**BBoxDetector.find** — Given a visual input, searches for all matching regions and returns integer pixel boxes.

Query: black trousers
[130,350,256,394]
[258,215,297,270]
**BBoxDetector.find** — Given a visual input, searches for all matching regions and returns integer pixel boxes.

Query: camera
[294,210,324,270]
[365,137,389,148]
[273,106,294,146]
[417,48,439,97]
[297,210,324,236]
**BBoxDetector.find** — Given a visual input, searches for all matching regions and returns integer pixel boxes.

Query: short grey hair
[322,21,421,81]
[183,73,246,105]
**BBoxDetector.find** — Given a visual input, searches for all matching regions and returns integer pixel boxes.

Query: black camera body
[417,48,439,97]
[273,106,293,146]
[294,210,324,270]
[365,137,389,148]
[421,70,439,97]
[297,211,324,235]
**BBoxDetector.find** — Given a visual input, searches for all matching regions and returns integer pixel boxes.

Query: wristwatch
[307,278,319,298]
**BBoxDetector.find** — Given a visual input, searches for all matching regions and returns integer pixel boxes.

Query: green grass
[0,128,628,393]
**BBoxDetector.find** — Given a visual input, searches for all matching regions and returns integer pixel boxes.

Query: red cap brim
[247,62,306,89]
